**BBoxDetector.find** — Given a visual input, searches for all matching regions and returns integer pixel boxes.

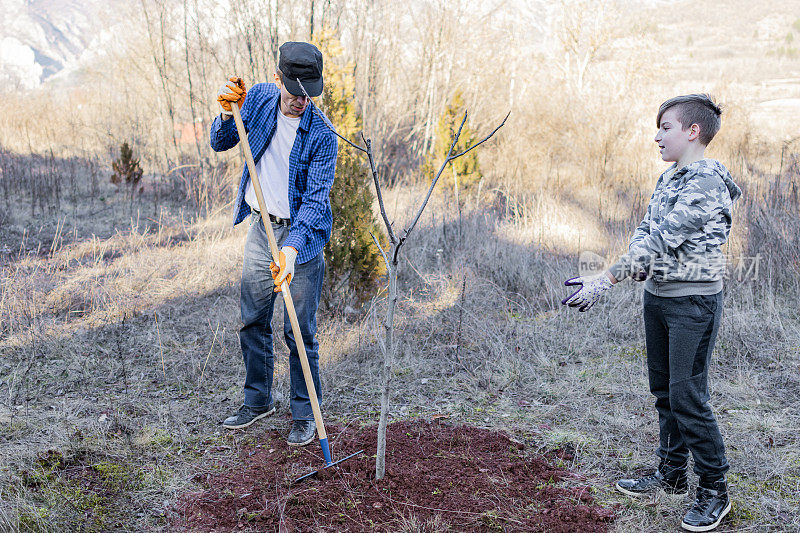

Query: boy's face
[654,107,699,163]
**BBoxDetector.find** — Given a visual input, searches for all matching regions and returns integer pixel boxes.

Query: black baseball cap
[278,42,323,97]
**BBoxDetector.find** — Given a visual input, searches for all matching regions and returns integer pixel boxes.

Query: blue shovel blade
[294,449,365,484]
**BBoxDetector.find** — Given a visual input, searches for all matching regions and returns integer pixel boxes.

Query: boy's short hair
[657,94,722,146]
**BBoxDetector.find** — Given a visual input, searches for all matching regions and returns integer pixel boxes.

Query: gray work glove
[562,273,613,312]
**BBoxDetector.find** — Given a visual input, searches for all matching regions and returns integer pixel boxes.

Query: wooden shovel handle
[229,105,328,443]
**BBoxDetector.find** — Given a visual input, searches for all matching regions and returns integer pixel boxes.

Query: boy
[562,94,742,532]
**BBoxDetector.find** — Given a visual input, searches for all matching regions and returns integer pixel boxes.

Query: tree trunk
[375,255,397,480]
[183,0,205,213]
[140,0,179,158]
[309,0,315,40]
[270,0,279,65]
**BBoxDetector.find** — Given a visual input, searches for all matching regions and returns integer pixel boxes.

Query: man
[210,42,337,446]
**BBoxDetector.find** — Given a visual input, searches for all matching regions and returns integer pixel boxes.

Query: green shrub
[315,33,386,311]
[422,91,482,193]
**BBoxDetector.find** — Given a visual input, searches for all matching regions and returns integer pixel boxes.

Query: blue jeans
[643,290,729,479]
[239,212,325,420]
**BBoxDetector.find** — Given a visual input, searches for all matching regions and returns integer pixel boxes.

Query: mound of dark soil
[174,420,615,532]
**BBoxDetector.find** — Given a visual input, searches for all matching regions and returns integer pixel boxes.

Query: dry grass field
[2,0,800,531]
[2,161,799,531]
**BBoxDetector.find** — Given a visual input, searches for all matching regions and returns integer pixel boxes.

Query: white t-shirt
[244,110,300,219]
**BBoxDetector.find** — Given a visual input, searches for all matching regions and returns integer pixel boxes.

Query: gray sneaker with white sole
[222,404,276,429]
[287,420,315,446]
[681,478,731,532]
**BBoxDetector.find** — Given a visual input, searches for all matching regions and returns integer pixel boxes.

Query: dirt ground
[172,419,616,532]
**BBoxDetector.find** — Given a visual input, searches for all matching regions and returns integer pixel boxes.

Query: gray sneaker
[287,420,316,446]
[681,478,731,532]
[616,458,689,497]
[222,404,275,429]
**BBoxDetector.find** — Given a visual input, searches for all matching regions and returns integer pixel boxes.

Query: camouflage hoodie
[609,158,742,297]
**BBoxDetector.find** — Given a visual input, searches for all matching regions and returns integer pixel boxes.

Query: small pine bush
[422,91,482,192]
[111,142,143,189]
[315,33,386,311]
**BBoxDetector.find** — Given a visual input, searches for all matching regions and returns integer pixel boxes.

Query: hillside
[0,0,122,88]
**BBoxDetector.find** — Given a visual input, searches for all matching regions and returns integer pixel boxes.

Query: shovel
[228,102,363,483]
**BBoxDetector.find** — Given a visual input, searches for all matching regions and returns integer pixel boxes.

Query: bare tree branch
[403,110,508,243]
[449,111,510,160]
[363,134,397,244]
[297,79,367,153]
[402,112,468,242]
[297,78,397,244]
[370,231,389,269]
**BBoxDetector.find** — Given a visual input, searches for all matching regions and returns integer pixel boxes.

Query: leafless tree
[300,80,508,480]
[555,0,620,93]
[183,0,205,173]
[139,0,180,156]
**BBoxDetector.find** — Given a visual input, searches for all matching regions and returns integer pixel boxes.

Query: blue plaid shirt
[209,82,338,264]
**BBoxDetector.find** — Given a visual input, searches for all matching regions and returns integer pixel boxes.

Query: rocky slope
[0,0,118,88]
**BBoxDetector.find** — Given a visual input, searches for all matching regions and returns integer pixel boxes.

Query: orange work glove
[270,246,298,293]
[217,76,246,116]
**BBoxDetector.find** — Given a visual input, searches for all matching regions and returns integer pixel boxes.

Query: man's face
[654,107,696,163]
[274,73,310,118]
